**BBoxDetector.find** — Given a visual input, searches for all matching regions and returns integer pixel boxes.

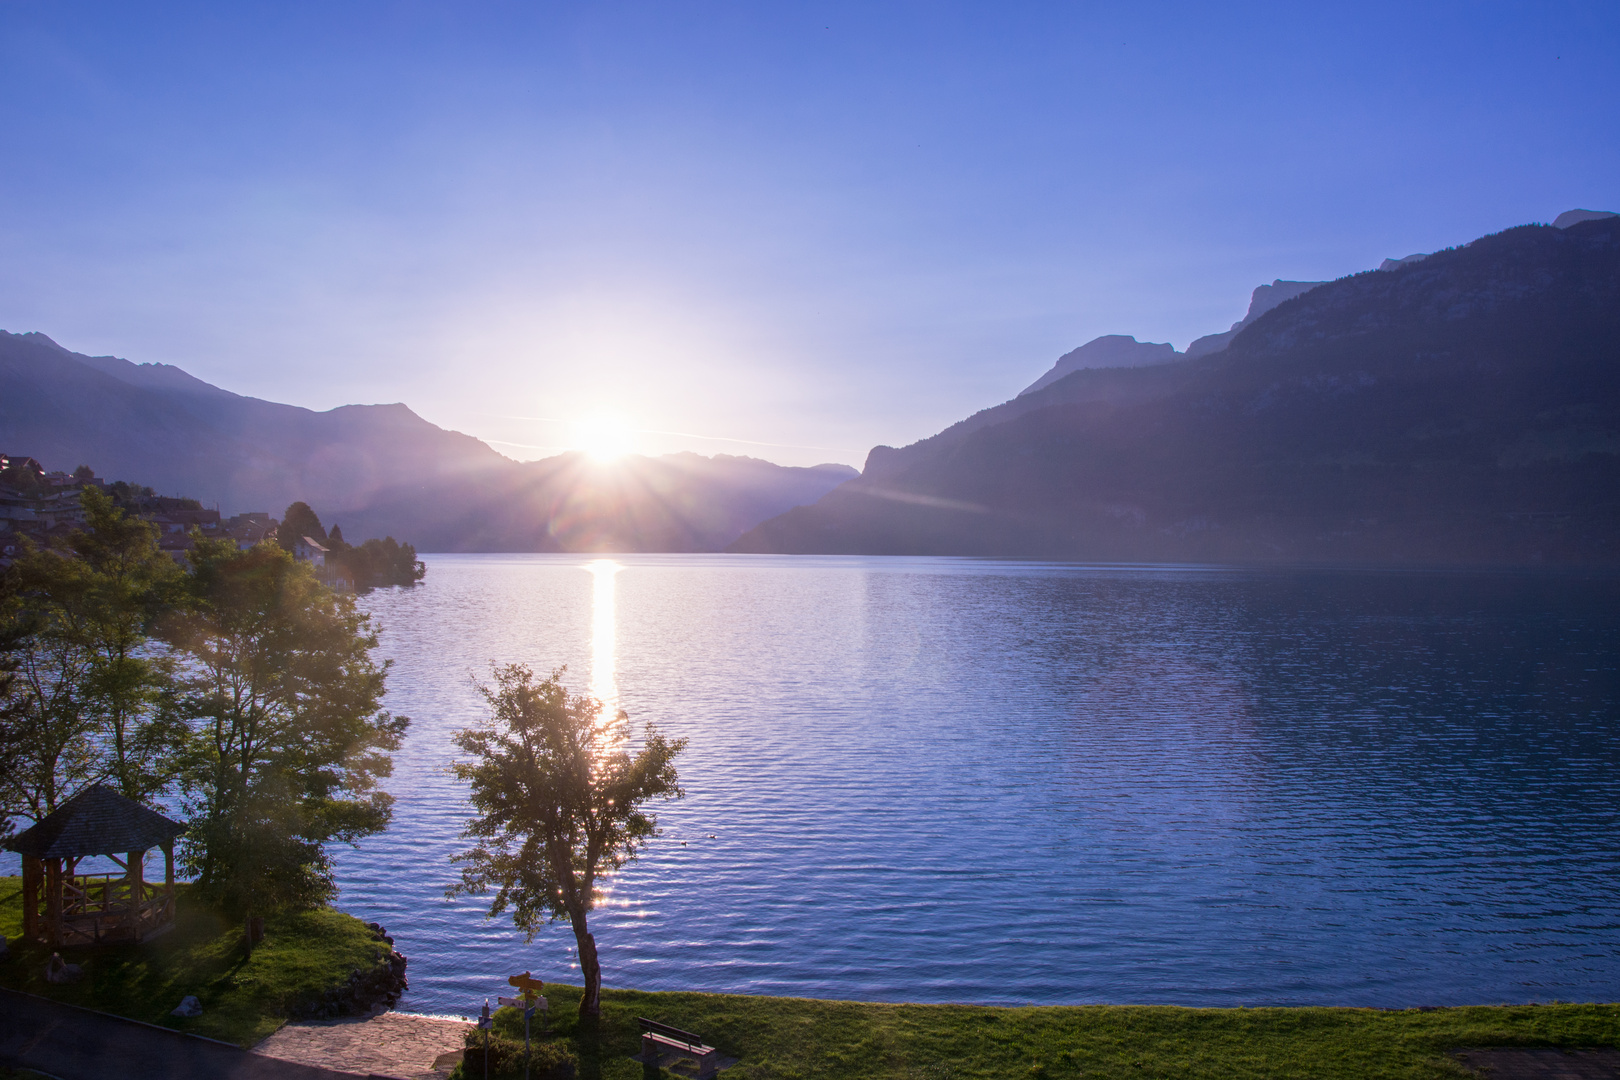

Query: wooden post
[21,856,41,941]
[128,848,145,939]
[163,842,176,925]
[44,858,63,946]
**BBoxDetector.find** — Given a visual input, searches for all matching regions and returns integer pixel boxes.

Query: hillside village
[0,452,422,588]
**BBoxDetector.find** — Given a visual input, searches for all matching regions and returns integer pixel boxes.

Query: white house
[293,536,329,568]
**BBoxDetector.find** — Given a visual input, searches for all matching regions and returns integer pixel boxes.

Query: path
[254,1013,471,1080]
[1455,1048,1620,1079]
[0,988,362,1080]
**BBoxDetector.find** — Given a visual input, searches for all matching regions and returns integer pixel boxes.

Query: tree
[55,488,185,800]
[276,501,326,555]
[0,562,102,822]
[168,537,407,942]
[449,664,685,1019]
[0,489,184,819]
[0,601,29,843]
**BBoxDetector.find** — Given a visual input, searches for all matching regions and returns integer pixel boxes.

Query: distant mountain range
[0,331,854,552]
[733,213,1620,564]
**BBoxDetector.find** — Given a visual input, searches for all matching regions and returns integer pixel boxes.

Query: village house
[293,535,329,567]
[226,512,276,549]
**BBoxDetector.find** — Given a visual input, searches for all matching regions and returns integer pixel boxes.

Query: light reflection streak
[587,559,621,716]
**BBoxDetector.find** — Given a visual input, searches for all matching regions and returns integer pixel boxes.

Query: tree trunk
[571,916,601,1019]
[244,914,264,954]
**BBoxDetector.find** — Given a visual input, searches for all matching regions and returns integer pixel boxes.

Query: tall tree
[0,489,184,817]
[169,537,407,937]
[0,565,100,821]
[276,501,326,555]
[0,597,29,843]
[449,664,685,1019]
[57,488,185,800]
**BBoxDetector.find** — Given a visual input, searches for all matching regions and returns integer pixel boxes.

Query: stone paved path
[1454,1048,1620,1079]
[254,1012,471,1080]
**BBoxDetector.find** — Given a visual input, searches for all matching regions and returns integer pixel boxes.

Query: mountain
[343,452,857,553]
[0,330,506,512]
[1553,209,1617,229]
[1018,281,1332,400]
[0,331,855,551]
[732,216,1620,565]
[1019,336,1179,396]
[1183,279,1330,358]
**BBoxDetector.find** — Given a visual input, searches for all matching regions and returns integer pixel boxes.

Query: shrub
[459,1029,576,1080]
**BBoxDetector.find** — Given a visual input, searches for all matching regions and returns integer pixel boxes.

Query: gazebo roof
[5,784,186,859]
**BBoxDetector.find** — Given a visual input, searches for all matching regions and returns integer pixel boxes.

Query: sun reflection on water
[586,559,621,715]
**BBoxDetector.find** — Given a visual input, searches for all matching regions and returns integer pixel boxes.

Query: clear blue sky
[2,2,1616,466]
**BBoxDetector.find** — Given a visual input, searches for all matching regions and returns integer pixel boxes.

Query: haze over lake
[327,555,1620,1017]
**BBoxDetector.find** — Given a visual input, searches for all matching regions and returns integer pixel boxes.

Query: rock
[172,995,203,1018]
[45,952,82,984]
[287,944,410,1020]
[1020,335,1180,396]
[1378,252,1430,272]
[1553,208,1618,229]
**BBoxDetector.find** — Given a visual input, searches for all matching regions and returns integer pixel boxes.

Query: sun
[574,413,636,462]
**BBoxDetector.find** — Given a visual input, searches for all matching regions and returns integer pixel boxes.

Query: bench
[638,1017,721,1078]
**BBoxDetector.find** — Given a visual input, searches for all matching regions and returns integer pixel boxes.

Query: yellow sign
[508,971,544,997]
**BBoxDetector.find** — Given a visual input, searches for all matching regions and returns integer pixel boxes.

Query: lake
[325,555,1620,1016]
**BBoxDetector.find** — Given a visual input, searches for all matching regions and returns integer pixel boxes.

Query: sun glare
[574,414,635,462]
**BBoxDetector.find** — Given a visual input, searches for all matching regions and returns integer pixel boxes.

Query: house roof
[300,536,329,552]
[5,784,186,859]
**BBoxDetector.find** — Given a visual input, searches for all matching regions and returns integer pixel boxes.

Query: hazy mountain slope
[0,330,506,512]
[0,330,856,551]
[733,218,1620,564]
[339,452,857,553]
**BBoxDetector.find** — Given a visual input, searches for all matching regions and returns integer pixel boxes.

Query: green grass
[0,875,390,1046]
[3,873,1615,1077]
[450,984,1620,1080]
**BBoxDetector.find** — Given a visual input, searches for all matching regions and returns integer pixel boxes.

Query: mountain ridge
[733,216,1620,564]
[0,331,854,551]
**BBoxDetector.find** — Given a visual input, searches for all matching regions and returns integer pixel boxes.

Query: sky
[1,2,1617,468]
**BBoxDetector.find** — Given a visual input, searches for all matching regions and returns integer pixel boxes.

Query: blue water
[315,555,1620,1016]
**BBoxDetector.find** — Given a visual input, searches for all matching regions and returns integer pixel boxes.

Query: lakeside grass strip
[4,876,1616,1076]
[0,875,388,1046]
[465,984,1620,1080]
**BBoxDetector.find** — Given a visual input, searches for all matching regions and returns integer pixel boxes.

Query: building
[293,535,329,568]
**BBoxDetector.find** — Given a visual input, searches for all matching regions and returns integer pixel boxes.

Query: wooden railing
[58,872,175,945]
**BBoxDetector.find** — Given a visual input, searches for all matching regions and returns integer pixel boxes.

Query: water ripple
[317,557,1618,1013]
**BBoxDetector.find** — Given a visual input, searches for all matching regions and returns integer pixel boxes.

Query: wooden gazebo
[5,785,187,946]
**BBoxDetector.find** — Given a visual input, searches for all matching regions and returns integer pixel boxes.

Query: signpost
[506,972,546,1080]
[475,999,492,1080]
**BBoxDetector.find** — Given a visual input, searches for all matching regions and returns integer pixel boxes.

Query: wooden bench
[638,1017,722,1078]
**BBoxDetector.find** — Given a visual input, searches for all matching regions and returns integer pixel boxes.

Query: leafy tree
[168,537,407,940]
[327,535,426,591]
[0,601,29,843]
[55,488,186,800]
[449,664,685,1019]
[276,501,326,555]
[0,489,185,816]
[106,480,157,510]
[0,566,100,821]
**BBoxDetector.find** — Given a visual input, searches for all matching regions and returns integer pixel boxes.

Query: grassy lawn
[0,875,391,1047]
[452,984,1620,1080]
